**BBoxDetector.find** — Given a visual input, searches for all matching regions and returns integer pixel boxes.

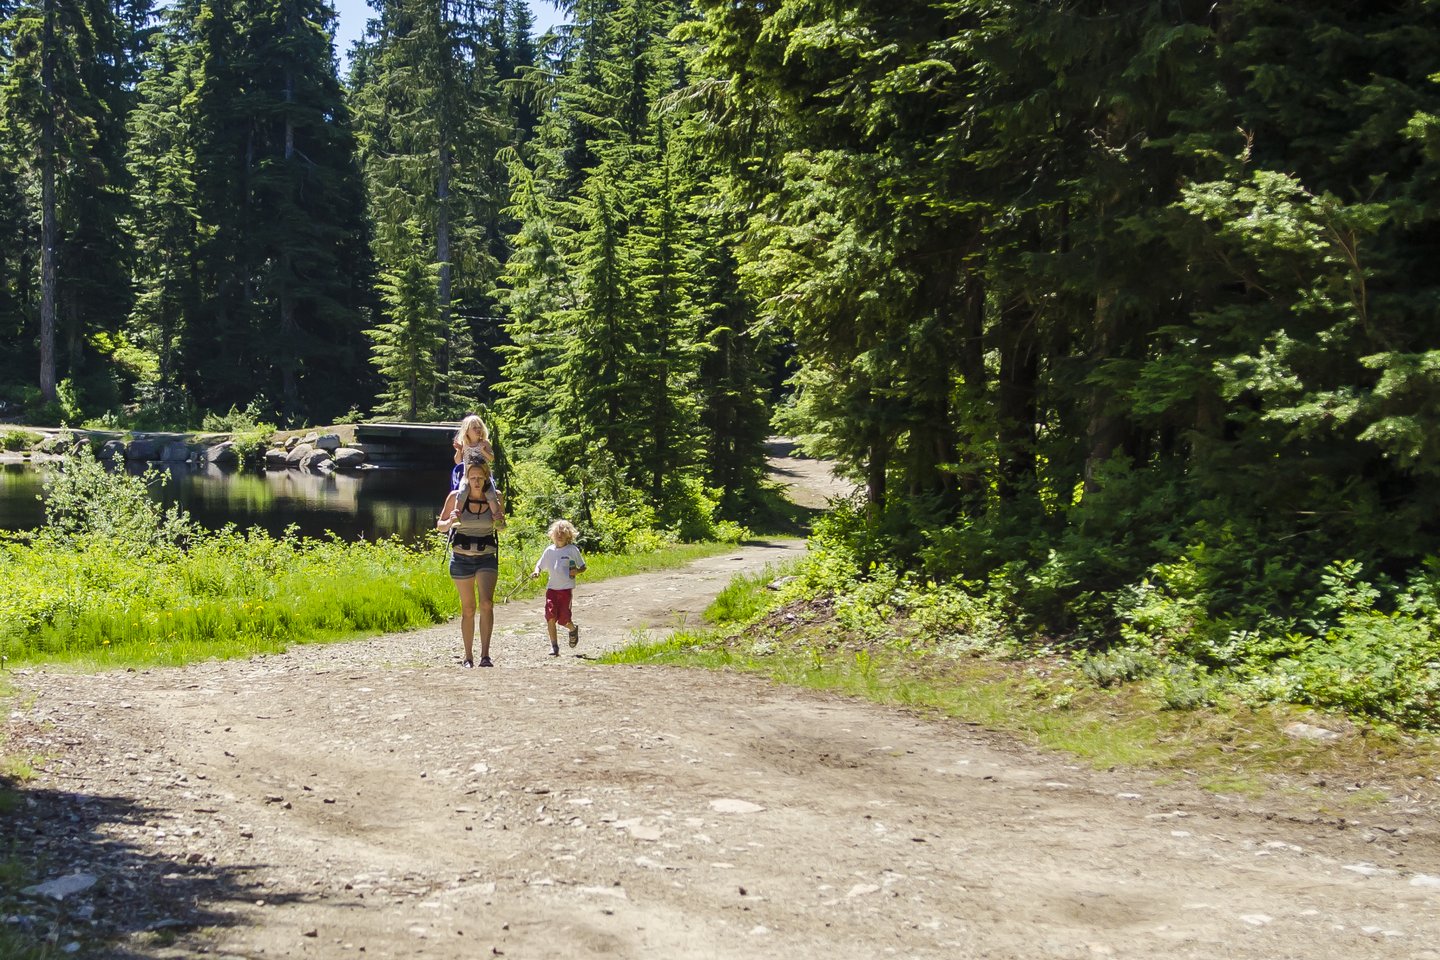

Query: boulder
[300,449,334,473]
[34,433,77,455]
[300,431,320,446]
[285,443,314,466]
[159,441,191,462]
[124,437,162,461]
[284,435,300,451]
[314,433,342,452]
[264,448,289,468]
[331,447,366,469]
[206,441,240,467]
[99,439,127,462]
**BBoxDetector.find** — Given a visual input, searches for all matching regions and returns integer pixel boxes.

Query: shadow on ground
[0,772,292,957]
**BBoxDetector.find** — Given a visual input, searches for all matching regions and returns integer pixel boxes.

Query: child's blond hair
[547,519,578,546]
[454,413,489,448]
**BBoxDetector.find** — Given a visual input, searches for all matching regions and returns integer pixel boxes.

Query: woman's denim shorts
[449,551,499,579]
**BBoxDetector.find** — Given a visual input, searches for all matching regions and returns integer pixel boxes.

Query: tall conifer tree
[351,0,514,419]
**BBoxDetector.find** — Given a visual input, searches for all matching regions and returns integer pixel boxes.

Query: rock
[35,433,81,455]
[123,437,162,461]
[264,448,289,468]
[1343,863,1393,877]
[300,450,334,473]
[99,439,126,462]
[206,441,240,466]
[766,576,798,591]
[331,447,366,469]
[709,798,765,814]
[286,443,314,466]
[21,873,97,901]
[314,433,342,452]
[301,432,320,446]
[613,819,661,841]
[1284,722,1341,741]
[576,886,628,900]
[284,435,300,451]
[159,441,191,462]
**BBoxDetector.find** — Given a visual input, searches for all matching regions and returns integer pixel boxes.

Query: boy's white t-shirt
[534,544,585,590]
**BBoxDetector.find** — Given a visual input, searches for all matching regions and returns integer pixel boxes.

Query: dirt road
[5,455,1440,959]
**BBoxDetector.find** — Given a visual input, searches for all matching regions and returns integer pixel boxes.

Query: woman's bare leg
[476,569,498,661]
[454,576,477,663]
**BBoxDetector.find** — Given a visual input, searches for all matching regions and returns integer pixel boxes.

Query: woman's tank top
[450,496,497,555]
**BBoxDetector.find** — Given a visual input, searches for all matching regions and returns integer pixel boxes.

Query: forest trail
[5,445,1439,959]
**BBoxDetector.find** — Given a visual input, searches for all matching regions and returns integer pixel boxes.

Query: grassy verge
[0,534,734,671]
[602,564,1440,808]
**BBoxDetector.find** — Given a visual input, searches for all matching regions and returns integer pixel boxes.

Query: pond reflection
[0,462,448,543]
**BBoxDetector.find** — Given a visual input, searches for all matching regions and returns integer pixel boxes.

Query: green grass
[0,929,54,960]
[0,532,735,671]
[702,560,799,625]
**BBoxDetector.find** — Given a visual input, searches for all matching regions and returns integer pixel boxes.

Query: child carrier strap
[449,531,499,552]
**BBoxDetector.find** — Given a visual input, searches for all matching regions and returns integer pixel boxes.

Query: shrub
[41,444,192,553]
[0,430,41,452]
[200,401,272,433]
[1152,664,1221,711]
[1079,647,1162,688]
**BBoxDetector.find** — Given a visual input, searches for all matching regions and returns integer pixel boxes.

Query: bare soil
[4,449,1440,959]
[762,436,854,508]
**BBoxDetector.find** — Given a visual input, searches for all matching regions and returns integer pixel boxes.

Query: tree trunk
[436,138,452,413]
[996,297,1038,502]
[1083,288,1124,493]
[38,0,57,404]
[909,268,961,510]
[280,68,298,417]
[955,271,987,499]
[866,393,889,520]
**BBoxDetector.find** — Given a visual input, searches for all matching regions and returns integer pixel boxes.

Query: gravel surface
[4,450,1439,959]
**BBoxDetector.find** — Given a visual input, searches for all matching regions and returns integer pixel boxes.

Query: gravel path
[3,453,1439,959]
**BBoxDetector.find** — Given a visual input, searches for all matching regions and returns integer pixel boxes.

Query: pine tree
[0,0,142,412]
[496,0,775,521]
[124,0,370,422]
[370,231,443,419]
[351,0,512,420]
[125,12,200,410]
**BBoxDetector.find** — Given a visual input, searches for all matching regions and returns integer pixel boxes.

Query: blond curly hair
[547,519,579,546]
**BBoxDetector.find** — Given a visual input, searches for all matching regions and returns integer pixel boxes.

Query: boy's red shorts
[545,588,574,625]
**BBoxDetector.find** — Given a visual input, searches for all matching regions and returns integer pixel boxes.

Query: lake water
[0,462,450,543]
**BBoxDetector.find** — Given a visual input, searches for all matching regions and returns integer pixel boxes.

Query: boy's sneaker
[479,656,493,667]
[567,622,581,648]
